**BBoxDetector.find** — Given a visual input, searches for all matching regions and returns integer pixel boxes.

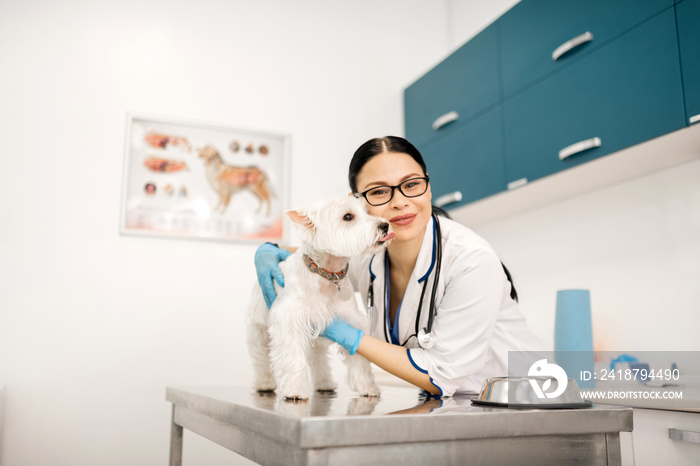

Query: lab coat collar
[366,215,438,346]
[417,215,437,284]
[397,214,437,345]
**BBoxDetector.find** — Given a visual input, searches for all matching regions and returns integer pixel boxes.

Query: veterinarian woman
[255,136,542,397]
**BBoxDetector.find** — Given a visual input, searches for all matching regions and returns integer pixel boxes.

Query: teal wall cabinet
[421,108,504,208]
[676,0,700,125]
[499,0,672,98]
[404,23,500,147]
[503,9,685,186]
[404,0,692,208]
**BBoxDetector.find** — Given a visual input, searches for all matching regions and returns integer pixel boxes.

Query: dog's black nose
[379,222,389,235]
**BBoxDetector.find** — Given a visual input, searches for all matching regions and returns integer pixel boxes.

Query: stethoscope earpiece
[417,327,435,350]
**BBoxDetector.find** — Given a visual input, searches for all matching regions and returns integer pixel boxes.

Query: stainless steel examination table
[166,385,632,465]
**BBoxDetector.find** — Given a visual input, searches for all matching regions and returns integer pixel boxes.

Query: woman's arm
[320,317,440,395]
[404,247,510,396]
[356,335,441,396]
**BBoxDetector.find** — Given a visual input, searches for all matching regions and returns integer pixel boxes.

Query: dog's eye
[343,213,354,221]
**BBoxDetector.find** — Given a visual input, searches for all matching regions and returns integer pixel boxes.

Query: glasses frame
[354,175,430,206]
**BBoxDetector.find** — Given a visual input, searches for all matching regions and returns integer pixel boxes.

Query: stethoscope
[366,213,443,350]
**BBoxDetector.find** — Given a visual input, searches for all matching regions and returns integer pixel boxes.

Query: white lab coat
[348,215,542,396]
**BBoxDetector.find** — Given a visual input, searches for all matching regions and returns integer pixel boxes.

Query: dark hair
[349,136,427,193]
[348,135,518,302]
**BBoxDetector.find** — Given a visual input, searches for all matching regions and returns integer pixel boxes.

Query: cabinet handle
[507,178,528,190]
[552,31,594,61]
[434,191,463,208]
[558,137,601,160]
[669,428,700,444]
[432,111,459,131]
[690,114,700,125]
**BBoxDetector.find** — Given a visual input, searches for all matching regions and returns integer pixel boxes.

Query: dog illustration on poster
[197,145,273,215]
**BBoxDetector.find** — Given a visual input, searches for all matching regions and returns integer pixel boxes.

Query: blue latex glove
[610,354,639,371]
[254,243,292,309]
[321,317,364,355]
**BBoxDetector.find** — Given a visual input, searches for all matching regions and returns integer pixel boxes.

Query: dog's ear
[286,208,314,229]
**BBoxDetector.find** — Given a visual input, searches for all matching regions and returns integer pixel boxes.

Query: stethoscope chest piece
[417,327,435,349]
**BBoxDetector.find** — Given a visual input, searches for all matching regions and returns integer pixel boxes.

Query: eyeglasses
[354,176,430,206]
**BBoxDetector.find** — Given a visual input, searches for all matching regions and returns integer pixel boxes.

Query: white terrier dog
[247,196,394,400]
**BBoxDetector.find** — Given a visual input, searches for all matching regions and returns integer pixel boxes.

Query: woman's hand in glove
[320,317,364,355]
[254,243,292,309]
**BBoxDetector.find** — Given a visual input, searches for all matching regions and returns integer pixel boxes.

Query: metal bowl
[471,376,592,409]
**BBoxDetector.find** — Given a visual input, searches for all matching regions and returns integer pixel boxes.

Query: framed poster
[120,114,290,242]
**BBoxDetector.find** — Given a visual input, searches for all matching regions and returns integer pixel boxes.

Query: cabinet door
[499,0,673,98]
[631,409,700,466]
[419,107,504,207]
[503,9,685,187]
[676,0,700,125]
[404,23,500,147]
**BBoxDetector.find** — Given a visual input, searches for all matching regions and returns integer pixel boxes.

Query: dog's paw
[280,383,312,401]
[314,379,337,393]
[316,388,336,394]
[254,380,277,393]
[355,382,381,398]
[276,398,311,417]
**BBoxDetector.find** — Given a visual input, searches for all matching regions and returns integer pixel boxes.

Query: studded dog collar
[303,254,349,290]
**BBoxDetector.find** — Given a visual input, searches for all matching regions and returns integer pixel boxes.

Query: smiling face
[354,151,432,245]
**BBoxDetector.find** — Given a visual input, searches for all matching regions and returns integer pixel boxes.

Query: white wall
[0,1,450,464]
[459,156,700,353]
[446,0,520,49]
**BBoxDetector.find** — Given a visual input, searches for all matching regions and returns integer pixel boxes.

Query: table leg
[606,432,622,465]
[170,405,183,466]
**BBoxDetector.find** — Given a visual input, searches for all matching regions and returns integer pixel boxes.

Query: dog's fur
[198,146,272,215]
[247,196,392,400]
